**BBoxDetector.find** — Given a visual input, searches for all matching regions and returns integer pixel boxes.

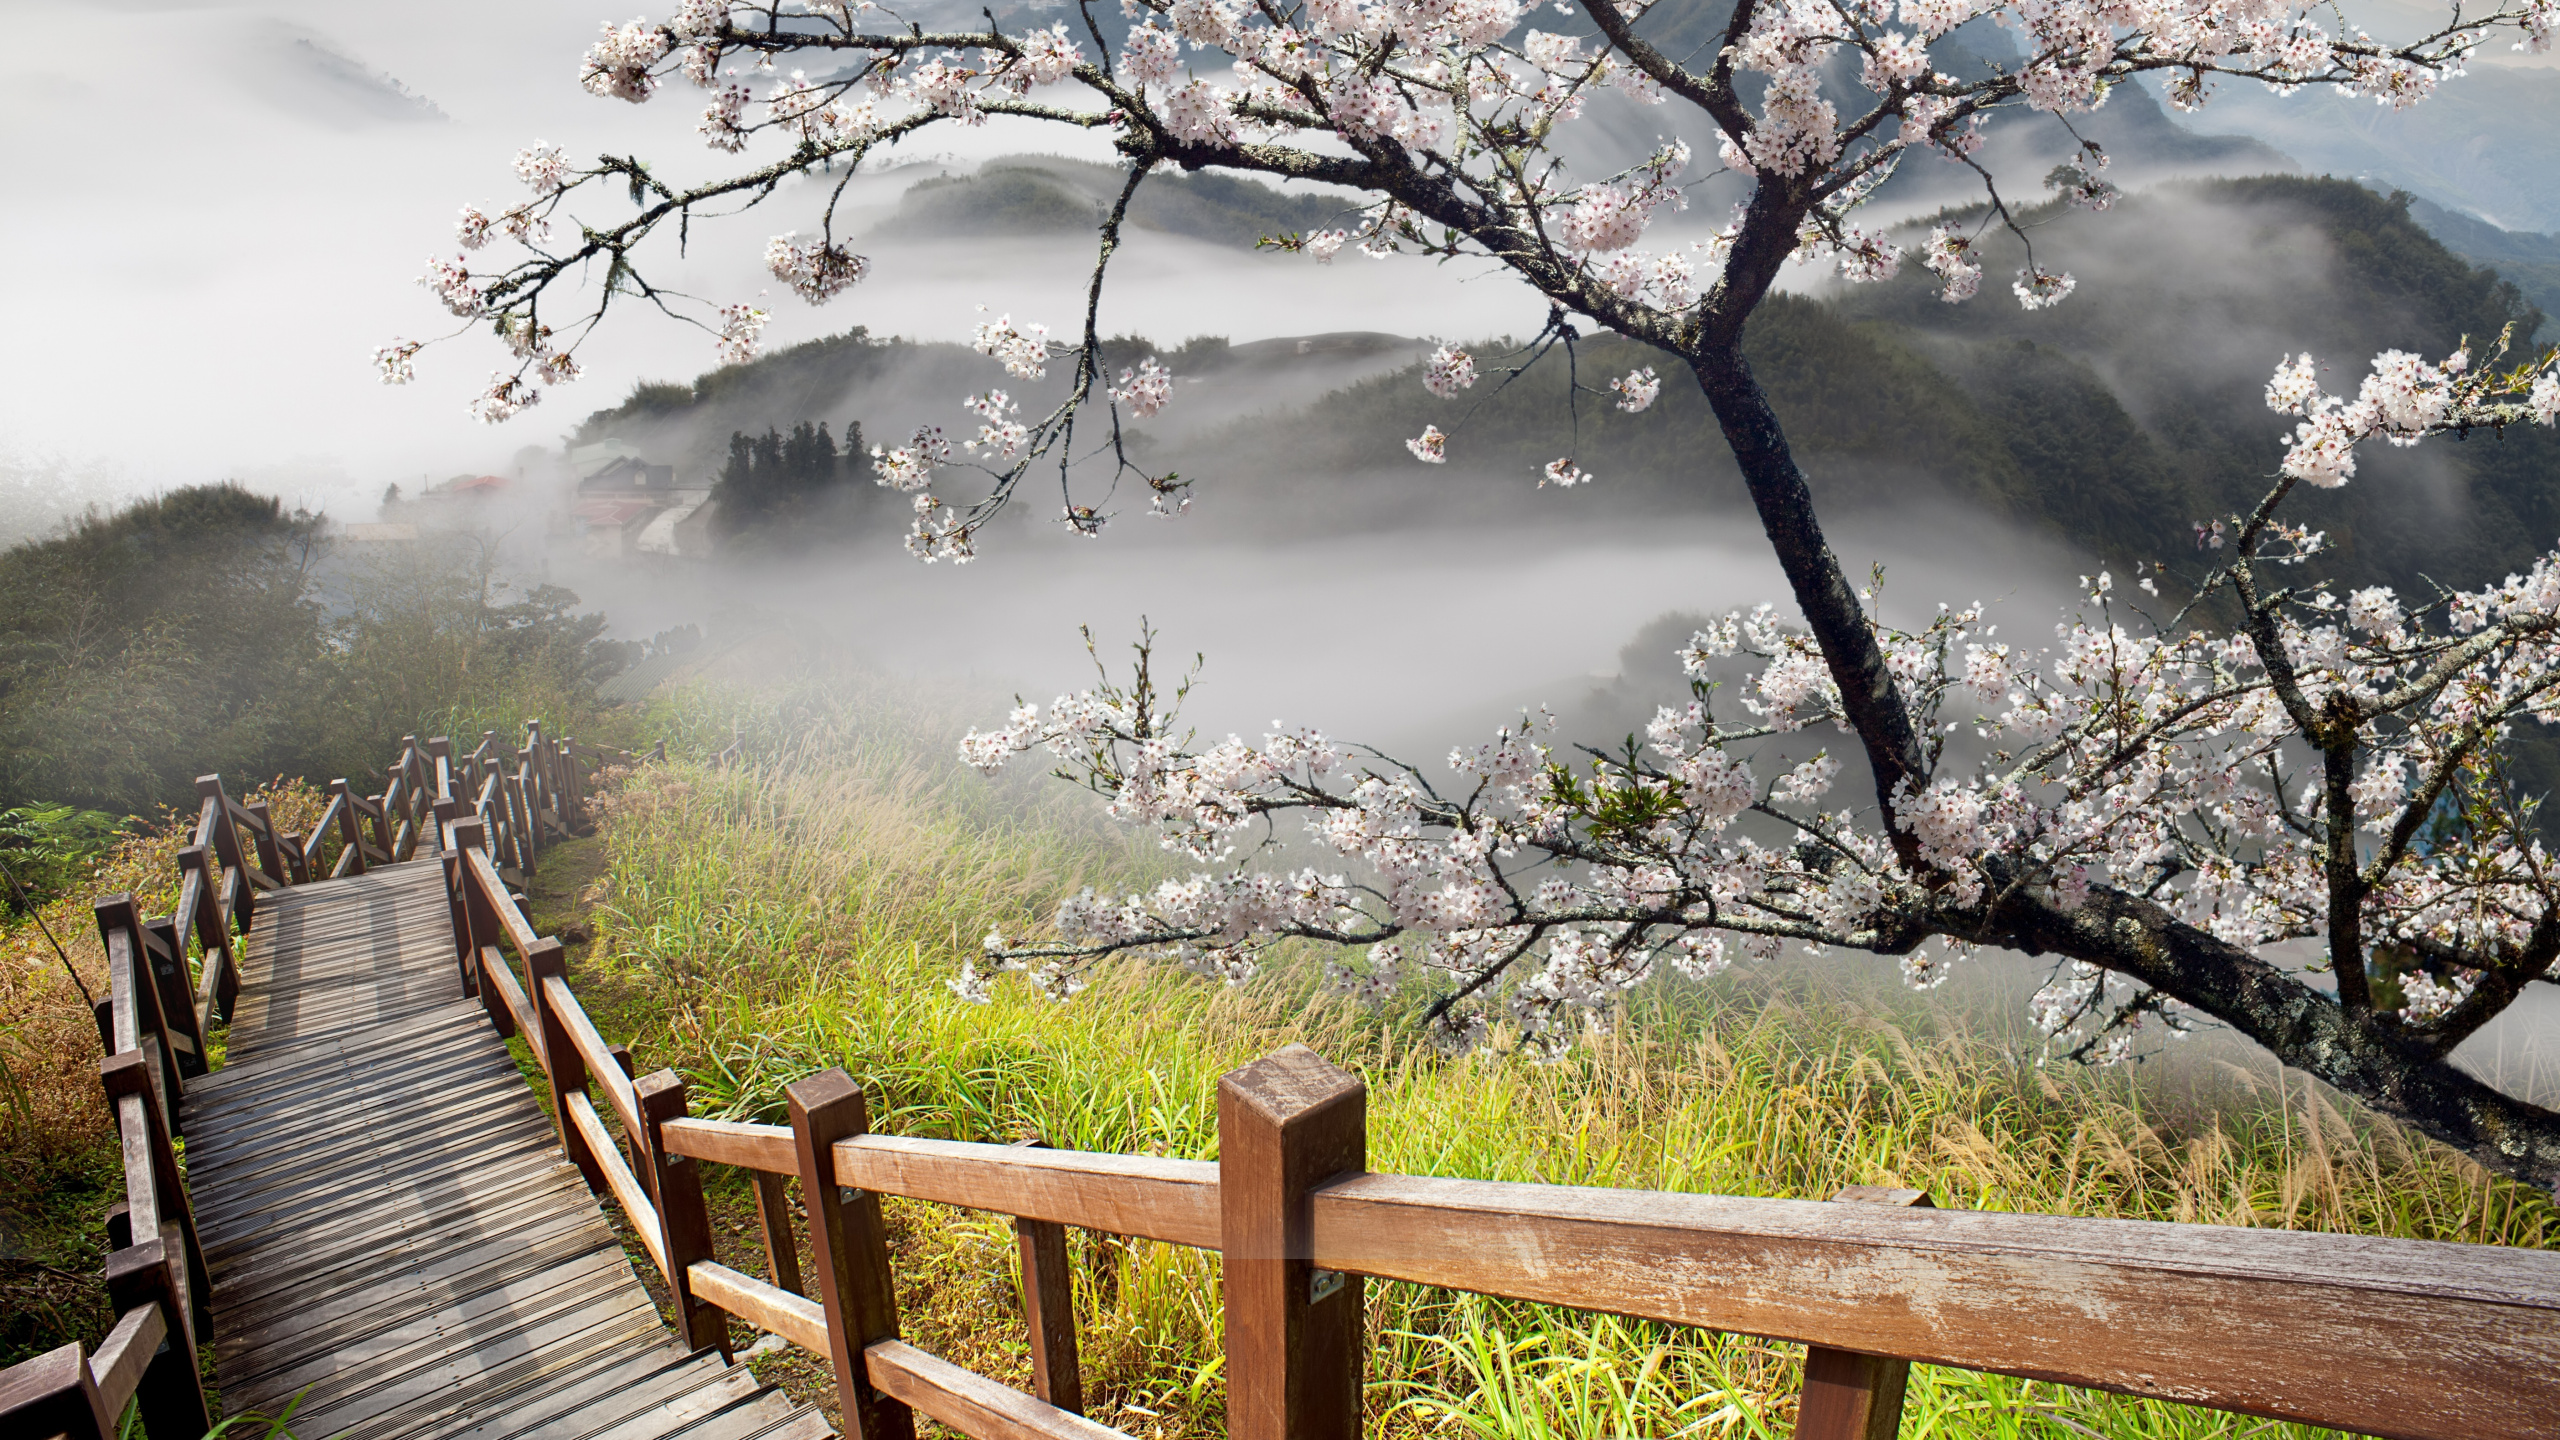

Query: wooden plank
[85,1302,165,1416]
[191,1108,560,1238]
[234,1275,660,1432]
[187,1080,543,1208]
[865,1340,1134,1440]
[831,1135,1221,1249]
[216,1216,629,1378]
[206,1161,601,1308]
[692,1261,828,1354]
[208,1160,590,1308]
[317,1317,673,1440]
[218,1240,644,1404]
[1304,1173,2560,1440]
[440,1346,709,1440]
[192,1113,565,1256]
[576,1367,770,1440]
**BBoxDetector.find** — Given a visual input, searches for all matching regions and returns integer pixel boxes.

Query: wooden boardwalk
[178,860,828,1440]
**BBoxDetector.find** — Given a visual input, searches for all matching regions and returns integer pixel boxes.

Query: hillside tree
[383,0,2560,1188]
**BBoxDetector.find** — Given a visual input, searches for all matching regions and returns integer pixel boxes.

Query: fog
[12,0,2478,519]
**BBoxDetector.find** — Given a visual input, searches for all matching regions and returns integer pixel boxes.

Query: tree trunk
[2003,880,2560,1192]
[1685,347,1928,863]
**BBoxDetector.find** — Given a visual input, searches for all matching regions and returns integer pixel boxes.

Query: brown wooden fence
[7,725,2559,1439]
[0,723,641,1434]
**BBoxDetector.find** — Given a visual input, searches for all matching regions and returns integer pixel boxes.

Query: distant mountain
[579,177,2551,597]
[873,154,1355,246]
[2403,195,2560,341]
[2154,64,2560,233]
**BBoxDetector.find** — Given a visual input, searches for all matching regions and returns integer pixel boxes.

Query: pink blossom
[715,301,768,365]
[1611,367,1661,413]
[766,233,870,302]
[1424,345,1477,398]
[1407,424,1448,463]
[971,310,1052,379]
[581,19,670,103]
[1112,358,1175,419]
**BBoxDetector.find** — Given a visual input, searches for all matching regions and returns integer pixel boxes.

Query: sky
[0,1,1544,518]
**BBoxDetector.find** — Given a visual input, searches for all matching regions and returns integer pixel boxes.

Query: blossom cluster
[954,340,2560,1052]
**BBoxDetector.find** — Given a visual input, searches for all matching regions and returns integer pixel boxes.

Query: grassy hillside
[547,669,2558,1439]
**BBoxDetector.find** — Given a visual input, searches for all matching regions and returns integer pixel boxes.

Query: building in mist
[565,442,716,560]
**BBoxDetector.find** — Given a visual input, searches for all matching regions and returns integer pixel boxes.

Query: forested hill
[576,175,2553,601]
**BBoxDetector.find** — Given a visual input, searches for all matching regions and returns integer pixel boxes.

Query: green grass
[567,669,2556,1439]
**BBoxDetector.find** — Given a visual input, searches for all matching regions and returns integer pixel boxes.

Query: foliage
[0,804,128,915]
[710,420,876,545]
[0,484,326,815]
[584,673,2556,1438]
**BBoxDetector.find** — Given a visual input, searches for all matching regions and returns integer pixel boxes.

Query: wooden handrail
[477,946,540,1062]
[544,974,644,1141]
[690,1261,825,1352]
[566,1090,666,1274]
[867,1340,1133,1440]
[1307,1173,2560,1437]
[464,847,542,957]
[86,1302,166,1416]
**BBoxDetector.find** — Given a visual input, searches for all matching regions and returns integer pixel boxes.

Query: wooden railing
[13,722,2558,1438]
[0,723,635,1436]
[434,810,2560,1440]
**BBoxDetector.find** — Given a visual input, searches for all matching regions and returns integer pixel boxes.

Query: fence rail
[7,724,2557,1440]
[0,722,631,1436]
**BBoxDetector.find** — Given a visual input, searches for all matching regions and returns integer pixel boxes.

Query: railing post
[529,936,605,1193]
[450,817,495,1002]
[330,779,368,876]
[526,719,552,824]
[751,1170,805,1298]
[96,898,184,1115]
[427,736,455,854]
[561,736,587,830]
[1219,1044,1366,1440]
[244,799,286,882]
[1796,1186,1935,1440]
[101,1051,209,1331]
[195,776,254,926]
[174,848,234,1020]
[637,1069,726,1355]
[787,1069,913,1440]
[279,830,310,885]
[1011,1139,1083,1415]
[506,769,538,875]
[104,1236,208,1439]
[138,917,206,1079]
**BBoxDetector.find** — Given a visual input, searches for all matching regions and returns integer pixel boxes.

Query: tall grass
[589,671,2557,1440]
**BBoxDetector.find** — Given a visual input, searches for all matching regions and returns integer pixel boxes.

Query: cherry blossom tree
[387,0,2560,1188]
